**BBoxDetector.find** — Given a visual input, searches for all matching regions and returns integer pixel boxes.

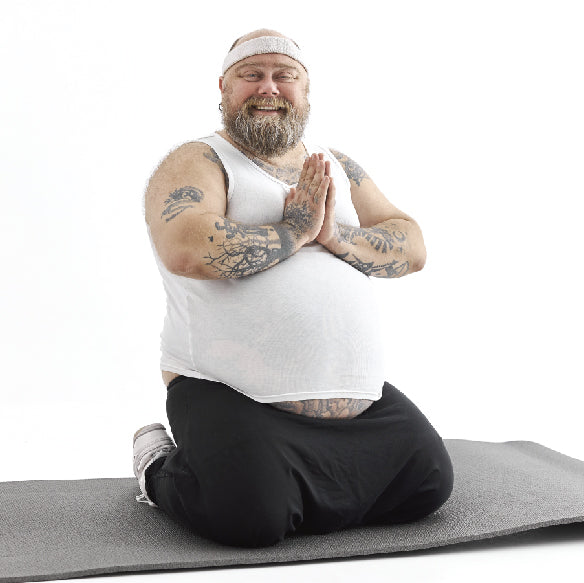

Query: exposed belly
[162,370,373,419]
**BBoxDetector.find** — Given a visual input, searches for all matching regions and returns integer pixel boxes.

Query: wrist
[318,223,343,252]
[278,220,309,251]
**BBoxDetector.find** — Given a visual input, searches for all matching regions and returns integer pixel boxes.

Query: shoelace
[135,443,175,473]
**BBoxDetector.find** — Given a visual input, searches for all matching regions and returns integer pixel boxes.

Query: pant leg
[147,377,454,546]
[357,382,454,525]
[273,381,453,532]
[146,377,305,548]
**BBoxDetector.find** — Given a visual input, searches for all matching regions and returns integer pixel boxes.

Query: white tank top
[148,132,385,402]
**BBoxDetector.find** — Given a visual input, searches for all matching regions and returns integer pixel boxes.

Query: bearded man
[134,28,453,548]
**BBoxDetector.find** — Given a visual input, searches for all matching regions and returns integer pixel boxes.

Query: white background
[1,1,583,581]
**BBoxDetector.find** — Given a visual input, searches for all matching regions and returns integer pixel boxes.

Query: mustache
[242,97,292,114]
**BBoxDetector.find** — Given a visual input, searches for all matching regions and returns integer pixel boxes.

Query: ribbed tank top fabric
[147,132,385,402]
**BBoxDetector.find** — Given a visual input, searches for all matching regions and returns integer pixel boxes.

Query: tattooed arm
[320,215,417,278]
[145,143,329,280]
[316,149,427,278]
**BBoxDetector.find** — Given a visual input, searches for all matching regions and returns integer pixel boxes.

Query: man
[134,28,453,548]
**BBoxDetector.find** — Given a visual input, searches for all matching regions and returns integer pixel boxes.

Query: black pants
[146,376,454,548]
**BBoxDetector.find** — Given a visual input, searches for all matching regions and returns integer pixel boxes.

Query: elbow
[407,221,426,274]
[163,248,209,279]
[415,249,426,271]
[408,238,427,274]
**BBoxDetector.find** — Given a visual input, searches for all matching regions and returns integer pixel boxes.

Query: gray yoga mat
[1,439,584,583]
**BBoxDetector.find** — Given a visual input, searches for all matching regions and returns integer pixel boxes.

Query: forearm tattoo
[336,224,406,253]
[161,186,204,222]
[334,223,410,278]
[335,253,410,278]
[204,218,296,278]
[329,149,370,186]
[270,398,373,419]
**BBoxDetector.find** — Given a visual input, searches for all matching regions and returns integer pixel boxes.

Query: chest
[251,157,304,186]
[224,146,360,228]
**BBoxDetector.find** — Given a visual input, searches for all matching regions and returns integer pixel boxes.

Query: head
[219,29,311,158]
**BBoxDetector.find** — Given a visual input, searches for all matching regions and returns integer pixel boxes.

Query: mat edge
[2,517,584,583]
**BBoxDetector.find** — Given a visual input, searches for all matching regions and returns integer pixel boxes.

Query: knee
[425,441,454,513]
[200,484,300,548]
[179,445,302,548]
[399,438,454,523]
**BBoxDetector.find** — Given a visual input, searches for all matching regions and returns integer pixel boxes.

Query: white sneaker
[133,423,176,507]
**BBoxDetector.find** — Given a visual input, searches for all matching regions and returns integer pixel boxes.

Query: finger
[302,154,318,186]
[329,175,335,192]
[313,175,330,204]
[326,177,336,209]
[302,156,321,191]
[310,162,326,198]
[297,156,310,186]
[314,158,325,181]
[324,159,331,177]
[314,155,326,179]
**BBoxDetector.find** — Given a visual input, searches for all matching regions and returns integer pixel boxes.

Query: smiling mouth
[246,98,291,115]
[252,106,285,113]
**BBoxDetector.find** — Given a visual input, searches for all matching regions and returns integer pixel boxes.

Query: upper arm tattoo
[161,186,204,222]
[329,148,370,187]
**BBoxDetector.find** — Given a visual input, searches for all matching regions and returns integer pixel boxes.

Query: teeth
[255,106,279,110]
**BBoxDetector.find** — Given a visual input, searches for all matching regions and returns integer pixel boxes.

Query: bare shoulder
[144,141,228,226]
[328,148,371,187]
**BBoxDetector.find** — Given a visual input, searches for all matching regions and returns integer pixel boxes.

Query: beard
[221,94,310,158]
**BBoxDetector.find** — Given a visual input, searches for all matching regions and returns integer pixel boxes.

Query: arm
[316,149,427,278]
[145,144,329,280]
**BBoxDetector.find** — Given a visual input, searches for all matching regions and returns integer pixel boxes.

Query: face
[220,54,310,158]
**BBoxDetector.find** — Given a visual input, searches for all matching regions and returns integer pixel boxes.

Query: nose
[256,76,279,97]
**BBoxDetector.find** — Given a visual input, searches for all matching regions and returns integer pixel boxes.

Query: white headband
[222,36,308,75]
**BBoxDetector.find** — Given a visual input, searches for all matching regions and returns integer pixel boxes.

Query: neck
[217,130,306,167]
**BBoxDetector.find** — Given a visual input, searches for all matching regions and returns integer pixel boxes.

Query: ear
[219,76,224,92]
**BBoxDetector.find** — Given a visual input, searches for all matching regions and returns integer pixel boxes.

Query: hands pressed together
[282,153,338,248]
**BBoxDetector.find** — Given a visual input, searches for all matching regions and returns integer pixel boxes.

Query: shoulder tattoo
[329,148,370,187]
[203,146,229,191]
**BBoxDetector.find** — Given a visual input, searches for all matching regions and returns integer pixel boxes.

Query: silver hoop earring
[218,103,223,112]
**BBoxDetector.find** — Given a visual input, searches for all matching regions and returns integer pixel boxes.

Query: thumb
[326,177,336,209]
